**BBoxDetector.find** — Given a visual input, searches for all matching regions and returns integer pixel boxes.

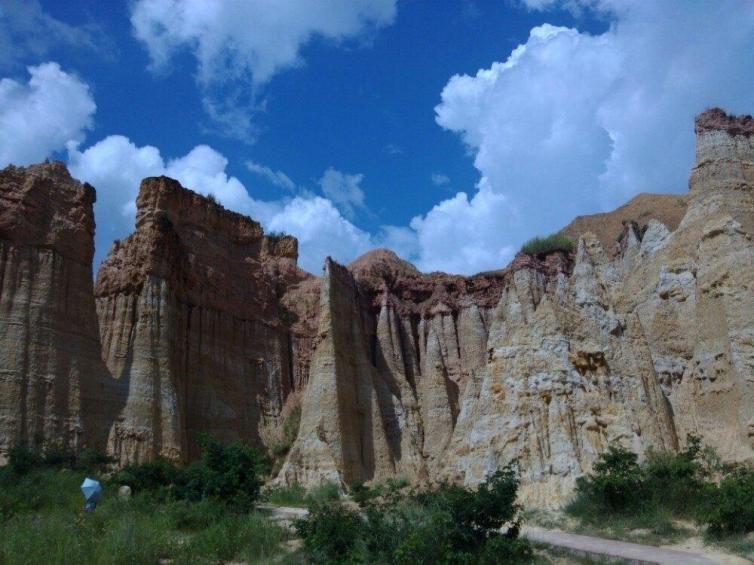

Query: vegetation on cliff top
[520,233,574,256]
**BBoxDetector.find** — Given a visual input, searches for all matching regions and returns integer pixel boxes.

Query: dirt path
[258,505,742,564]
[522,526,721,564]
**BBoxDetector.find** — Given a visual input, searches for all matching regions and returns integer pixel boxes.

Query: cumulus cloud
[318,167,367,219]
[68,136,374,273]
[130,0,397,137]
[406,0,754,274]
[246,161,296,191]
[0,63,95,168]
[0,1,110,70]
[267,196,373,272]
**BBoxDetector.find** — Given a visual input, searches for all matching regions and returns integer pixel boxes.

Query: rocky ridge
[279,107,754,503]
[0,108,752,504]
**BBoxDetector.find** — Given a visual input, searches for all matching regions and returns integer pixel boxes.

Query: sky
[1,1,753,275]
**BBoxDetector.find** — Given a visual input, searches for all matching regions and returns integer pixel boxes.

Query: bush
[565,436,754,543]
[579,443,645,512]
[295,501,365,564]
[697,471,754,536]
[520,233,574,256]
[643,435,709,517]
[6,442,111,476]
[263,481,341,508]
[270,407,301,458]
[111,437,267,509]
[295,464,531,564]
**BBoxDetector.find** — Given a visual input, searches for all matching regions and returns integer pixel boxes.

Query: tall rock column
[277,259,406,485]
[95,176,312,464]
[0,163,111,459]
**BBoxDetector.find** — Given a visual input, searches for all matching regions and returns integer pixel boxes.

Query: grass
[0,466,289,564]
[520,233,574,256]
[263,481,341,508]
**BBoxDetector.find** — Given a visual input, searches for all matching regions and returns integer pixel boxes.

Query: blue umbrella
[81,477,102,511]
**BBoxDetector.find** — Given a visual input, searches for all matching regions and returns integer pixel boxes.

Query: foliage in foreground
[7,440,111,475]
[520,233,574,257]
[111,435,268,509]
[295,465,532,564]
[263,480,341,508]
[0,465,287,565]
[567,436,754,538]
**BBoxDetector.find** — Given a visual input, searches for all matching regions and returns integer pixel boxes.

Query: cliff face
[1,109,752,506]
[279,108,754,504]
[0,163,109,459]
[94,177,316,464]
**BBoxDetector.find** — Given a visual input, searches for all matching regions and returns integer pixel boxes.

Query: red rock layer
[95,176,316,463]
[0,162,111,458]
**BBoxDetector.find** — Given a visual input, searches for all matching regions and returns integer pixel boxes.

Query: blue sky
[1,1,753,274]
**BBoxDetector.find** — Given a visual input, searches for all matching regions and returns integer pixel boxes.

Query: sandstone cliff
[94,177,316,464]
[0,163,110,460]
[279,108,754,504]
[1,109,752,507]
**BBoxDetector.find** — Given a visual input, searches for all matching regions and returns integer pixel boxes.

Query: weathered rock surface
[0,163,109,460]
[280,108,754,504]
[2,108,753,507]
[95,177,316,464]
[561,192,688,253]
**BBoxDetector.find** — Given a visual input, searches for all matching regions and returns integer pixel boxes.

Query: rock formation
[0,108,752,506]
[279,108,754,504]
[0,163,109,460]
[94,177,316,464]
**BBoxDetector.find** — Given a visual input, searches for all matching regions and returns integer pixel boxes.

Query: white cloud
[407,179,515,274]
[68,136,374,273]
[0,63,95,168]
[431,173,450,186]
[130,0,397,137]
[410,0,754,274]
[318,167,367,219]
[0,1,110,70]
[246,160,296,191]
[268,197,373,272]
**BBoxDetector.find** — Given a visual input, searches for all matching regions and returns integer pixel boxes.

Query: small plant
[267,231,289,239]
[520,233,574,256]
[575,443,645,512]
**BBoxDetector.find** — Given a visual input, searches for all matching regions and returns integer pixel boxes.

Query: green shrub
[350,480,379,506]
[6,441,111,476]
[7,442,41,475]
[111,436,266,509]
[520,233,574,256]
[571,443,645,513]
[270,407,302,459]
[697,471,754,536]
[284,407,301,444]
[295,501,364,564]
[264,483,308,507]
[295,464,531,564]
[306,481,341,504]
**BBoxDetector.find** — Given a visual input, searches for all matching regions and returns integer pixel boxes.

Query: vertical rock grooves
[0,163,112,460]
[94,176,317,464]
[2,109,754,506]
[278,108,754,504]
